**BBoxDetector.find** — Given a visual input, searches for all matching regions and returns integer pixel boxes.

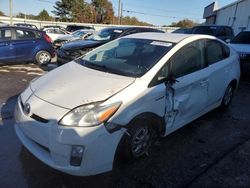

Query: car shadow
[0,95,18,124]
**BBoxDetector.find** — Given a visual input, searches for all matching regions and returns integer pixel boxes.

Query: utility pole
[118,0,121,24]
[9,0,13,25]
[120,3,123,25]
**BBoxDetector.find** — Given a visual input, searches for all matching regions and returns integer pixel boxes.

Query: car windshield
[192,26,216,36]
[231,31,250,44]
[72,31,86,37]
[87,28,123,41]
[77,38,174,77]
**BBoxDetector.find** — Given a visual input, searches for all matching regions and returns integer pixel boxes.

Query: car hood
[30,61,135,109]
[57,35,73,41]
[229,43,250,53]
[61,39,104,51]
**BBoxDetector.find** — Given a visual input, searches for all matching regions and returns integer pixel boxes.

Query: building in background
[204,0,250,34]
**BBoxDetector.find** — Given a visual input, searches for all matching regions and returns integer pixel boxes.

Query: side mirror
[225,39,231,43]
[164,74,179,86]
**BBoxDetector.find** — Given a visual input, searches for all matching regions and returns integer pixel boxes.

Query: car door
[152,40,209,133]
[12,28,38,61]
[169,40,209,130]
[204,39,231,107]
[0,28,16,62]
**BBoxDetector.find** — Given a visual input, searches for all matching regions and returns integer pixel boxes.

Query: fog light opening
[70,145,85,166]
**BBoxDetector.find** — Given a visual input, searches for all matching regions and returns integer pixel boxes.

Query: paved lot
[1,64,250,188]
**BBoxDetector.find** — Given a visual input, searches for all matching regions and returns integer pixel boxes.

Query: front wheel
[117,119,156,163]
[35,50,51,66]
[221,84,234,109]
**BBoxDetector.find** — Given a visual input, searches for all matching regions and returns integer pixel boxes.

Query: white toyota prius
[15,33,240,176]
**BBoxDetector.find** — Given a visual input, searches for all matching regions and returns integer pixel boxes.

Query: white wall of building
[215,0,250,34]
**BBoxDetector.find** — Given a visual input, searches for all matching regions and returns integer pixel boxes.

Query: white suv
[15,33,240,176]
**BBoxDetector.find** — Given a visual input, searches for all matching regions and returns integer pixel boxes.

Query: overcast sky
[0,0,236,26]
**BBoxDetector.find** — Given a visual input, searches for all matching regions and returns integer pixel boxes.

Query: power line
[123,9,202,20]
[38,0,54,4]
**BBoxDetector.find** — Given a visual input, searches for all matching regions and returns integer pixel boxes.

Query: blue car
[0,26,55,65]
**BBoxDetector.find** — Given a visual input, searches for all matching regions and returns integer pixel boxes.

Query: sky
[0,0,237,26]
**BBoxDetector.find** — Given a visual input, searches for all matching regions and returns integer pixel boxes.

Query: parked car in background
[42,25,65,30]
[229,30,250,80]
[172,28,191,34]
[15,33,240,176]
[14,23,38,29]
[0,22,8,26]
[42,27,68,41]
[53,29,96,48]
[42,25,70,34]
[0,26,55,65]
[66,25,95,32]
[191,25,234,41]
[57,27,164,64]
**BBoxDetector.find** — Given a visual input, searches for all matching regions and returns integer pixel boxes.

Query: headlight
[59,102,121,127]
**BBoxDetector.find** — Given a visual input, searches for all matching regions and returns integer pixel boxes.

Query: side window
[216,27,226,37]
[55,29,64,34]
[0,29,12,41]
[15,29,35,39]
[205,40,228,65]
[46,29,53,34]
[170,40,205,78]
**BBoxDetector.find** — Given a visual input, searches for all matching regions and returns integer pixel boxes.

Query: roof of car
[124,32,194,43]
[192,25,232,28]
[0,25,41,32]
[106,26,160,31]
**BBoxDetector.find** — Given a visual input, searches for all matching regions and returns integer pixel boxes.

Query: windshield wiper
[76,59,135,77]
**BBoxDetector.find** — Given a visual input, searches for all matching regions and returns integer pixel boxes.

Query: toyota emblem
[24,103,31,114]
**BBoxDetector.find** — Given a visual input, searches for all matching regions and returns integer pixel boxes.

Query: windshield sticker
[151,41,173,47]
[114,30,123,33]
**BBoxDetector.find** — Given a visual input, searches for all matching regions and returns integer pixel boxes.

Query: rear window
[0,29,12,41]
[192,26,216,36]
[231,31,250,44]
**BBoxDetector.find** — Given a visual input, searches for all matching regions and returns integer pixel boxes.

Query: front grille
[30,114,49,123]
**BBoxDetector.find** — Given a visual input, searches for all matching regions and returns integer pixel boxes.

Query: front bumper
[14,97,125,176]
[57,49,74,65]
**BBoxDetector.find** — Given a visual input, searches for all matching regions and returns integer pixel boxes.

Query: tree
[120,16,153,26]
[169,19,198,28]
[52,0,83,21]
[37,9,51,21]
[16,12,37,20]
[91,0,114,24]
[0,11,5,16]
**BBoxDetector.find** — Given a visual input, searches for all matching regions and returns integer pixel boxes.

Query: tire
[116,118,156,163]
[35,50,51,66]
[221,84,234,109]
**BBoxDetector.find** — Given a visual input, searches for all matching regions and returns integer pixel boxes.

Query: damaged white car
[15,33,240,176]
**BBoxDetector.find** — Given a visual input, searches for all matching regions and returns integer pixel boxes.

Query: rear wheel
[221,84,234,109]
[35,50,51,66]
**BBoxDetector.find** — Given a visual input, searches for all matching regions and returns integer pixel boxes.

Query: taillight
[43,33,52,43]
